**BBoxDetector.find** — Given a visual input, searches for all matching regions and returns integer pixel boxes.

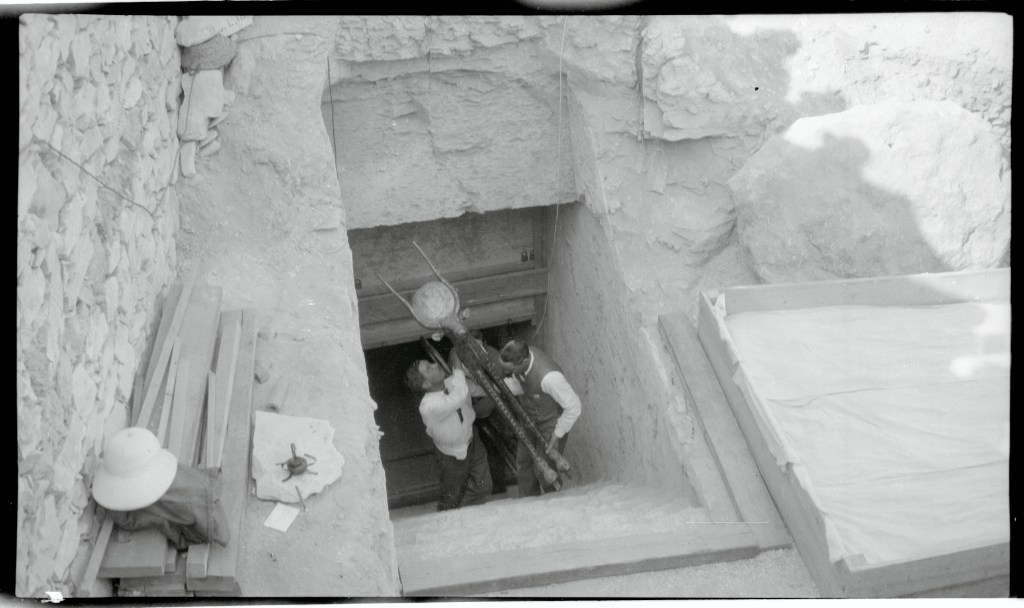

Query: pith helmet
[91,427,178,511]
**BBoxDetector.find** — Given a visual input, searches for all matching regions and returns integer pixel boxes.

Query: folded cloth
[108,464,229,549]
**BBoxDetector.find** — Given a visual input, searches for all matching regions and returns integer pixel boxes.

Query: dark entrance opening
[365,321,533,510]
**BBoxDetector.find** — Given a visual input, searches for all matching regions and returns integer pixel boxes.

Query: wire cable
[532,16,569,340]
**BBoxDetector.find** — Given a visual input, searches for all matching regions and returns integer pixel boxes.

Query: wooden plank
[195,309,257,590]
[839,542,1010,598]
[658,312,789,550]
[357,260,529,298]
[135,275,196,429]
[164,545,178,573]
[155,338,181,444]
[908,574,1009,598]
[139,282,183,415]
[399,523,760,596]
[130,371,144,428]
[77,516,113,597]
[357,267,547,326]
[722,267,1009,315]
[98,529,168,579]
[117,552,189,597]
[203,370,217,467]
[211,311,242,468]
[166,358,191,459]
[699,288,1011,598]
[176,285,223,467]
[186,544,211,579]
[696,292,844,598]
[361,296,536,350]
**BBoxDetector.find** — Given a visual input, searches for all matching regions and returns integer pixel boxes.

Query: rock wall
[544,202,700,501]
[17,14,181,598]
[325,16,577,229]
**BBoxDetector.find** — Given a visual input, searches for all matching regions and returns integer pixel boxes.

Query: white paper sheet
[264,503,300,532]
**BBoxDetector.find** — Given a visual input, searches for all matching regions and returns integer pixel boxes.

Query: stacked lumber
[85,275,257,597]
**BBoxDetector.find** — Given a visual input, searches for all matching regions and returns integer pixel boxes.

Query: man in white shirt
[405,358,492,511]
[497,339,582,497]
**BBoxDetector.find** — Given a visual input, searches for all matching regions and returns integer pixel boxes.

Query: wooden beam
[722,267,1009,315]
[98,529,168,579]
[203,370,217,467]
[697,292,844,598]
[176,285,223,467]
[357,260,530,298]
[155,338,181,444]
[211,311,242,468]
[166,358,191,459]
[357,267,547,326]
[77,516,114,597]
[399,522,760,596]
[360,296,536,350]
[190,309,257,592]
[139,282,183,416]
[186,544,211,579]
[658,312,790,550]
[130,371,144,428]
[135,274,196,429]
[839,542,1010,598]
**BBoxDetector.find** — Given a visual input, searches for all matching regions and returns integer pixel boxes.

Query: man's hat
[91,427,178,511]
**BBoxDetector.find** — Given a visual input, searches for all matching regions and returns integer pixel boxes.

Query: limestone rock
[198,139,221,157]
[177,70,224,141]
[180,141,197,178]
[251,411,345,503]
[641,16,794,141]
[729,100,1011,283]
[175,16,253,47]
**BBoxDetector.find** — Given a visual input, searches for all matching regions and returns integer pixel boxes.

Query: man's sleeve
[540,371,582,438]
[421,370,469,422]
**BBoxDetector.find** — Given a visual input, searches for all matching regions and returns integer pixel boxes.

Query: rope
[532,16,569,340]
[326,55,343,192]
[41,141,156,221]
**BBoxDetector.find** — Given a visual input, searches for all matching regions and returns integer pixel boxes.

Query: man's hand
[546,431,560,455]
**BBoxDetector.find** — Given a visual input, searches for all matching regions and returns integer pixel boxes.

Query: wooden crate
[694,268,1010,597]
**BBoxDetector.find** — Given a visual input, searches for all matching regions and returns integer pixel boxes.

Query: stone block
[70,34,92,79]
[175,15,253,47]
[17,154,39,224]
[71,363,97,418]
[177,69,224,141]
[123,76,143,109]
[84,307,108,360]
[180,140,197,177]
[103,276,119,321]
[729,100,1011,282]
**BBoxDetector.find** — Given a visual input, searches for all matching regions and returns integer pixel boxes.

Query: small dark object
[278,443,318,482]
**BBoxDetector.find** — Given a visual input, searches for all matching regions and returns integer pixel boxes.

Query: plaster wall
[543,203,699,501]
[17,14,182,598]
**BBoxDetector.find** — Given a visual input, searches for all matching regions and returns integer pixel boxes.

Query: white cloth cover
[724,302,1009,565]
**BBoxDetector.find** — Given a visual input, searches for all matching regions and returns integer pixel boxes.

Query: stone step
[392,481,761,596]
[393,481,709,564]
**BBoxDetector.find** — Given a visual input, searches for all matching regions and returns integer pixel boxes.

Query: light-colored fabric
[541,372,582,438]
[524,350,583,438]
[419,369,475,460]
[723,302,1010,565]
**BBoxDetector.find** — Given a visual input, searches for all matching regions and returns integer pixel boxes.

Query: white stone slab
[252,410,345,503]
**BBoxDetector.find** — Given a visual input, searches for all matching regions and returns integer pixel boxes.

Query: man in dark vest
[497,339,582,497]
